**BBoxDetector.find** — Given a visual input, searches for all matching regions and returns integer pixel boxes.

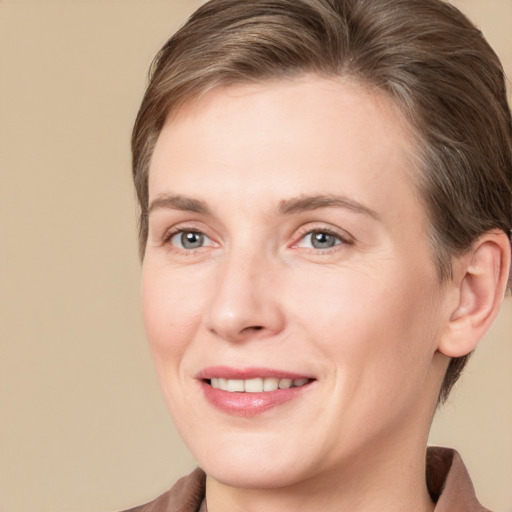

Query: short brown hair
[132,0,512,402]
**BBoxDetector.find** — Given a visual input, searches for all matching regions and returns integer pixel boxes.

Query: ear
[438,230,511,358]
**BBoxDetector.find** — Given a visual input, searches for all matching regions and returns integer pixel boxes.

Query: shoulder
[119,467,206,512]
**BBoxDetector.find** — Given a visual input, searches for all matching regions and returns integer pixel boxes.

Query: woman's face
[143,76,449,488]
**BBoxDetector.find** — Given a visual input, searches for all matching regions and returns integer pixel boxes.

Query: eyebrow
[148,194,212,216]
[147,193,380,220]
[277,194,380,220]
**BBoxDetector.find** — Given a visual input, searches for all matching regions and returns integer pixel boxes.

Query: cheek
[141,264,206,363]
[291,263,440,383]
[141,265,210,427]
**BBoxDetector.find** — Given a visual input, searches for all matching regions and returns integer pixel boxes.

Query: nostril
[243,325,263,332]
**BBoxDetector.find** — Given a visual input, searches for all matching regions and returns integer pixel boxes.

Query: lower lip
[200,381,314,417]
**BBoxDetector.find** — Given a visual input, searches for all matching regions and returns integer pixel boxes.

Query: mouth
[197,367,316,416]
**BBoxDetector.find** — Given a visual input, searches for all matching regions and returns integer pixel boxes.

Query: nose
[205,250,286,343]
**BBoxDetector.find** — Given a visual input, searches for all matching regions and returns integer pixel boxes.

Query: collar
[427,447,491,511]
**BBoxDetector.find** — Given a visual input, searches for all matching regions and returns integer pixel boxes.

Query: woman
[124,0,512,510]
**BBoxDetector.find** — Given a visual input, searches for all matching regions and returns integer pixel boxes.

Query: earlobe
[438,230,511,358]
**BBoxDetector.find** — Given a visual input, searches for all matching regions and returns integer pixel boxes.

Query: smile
[208,377,310,392]
[198,368,315,416]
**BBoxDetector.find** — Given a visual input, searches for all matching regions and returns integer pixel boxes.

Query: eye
[296,229,346,250]
[169,230,213,250]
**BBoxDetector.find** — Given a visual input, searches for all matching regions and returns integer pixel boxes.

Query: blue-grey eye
[171,230,206,249]
[308,231,340,249]
[182,231,204,249]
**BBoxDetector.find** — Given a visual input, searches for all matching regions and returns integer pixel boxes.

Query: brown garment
[122,468,206,512]
[122,447,490,512]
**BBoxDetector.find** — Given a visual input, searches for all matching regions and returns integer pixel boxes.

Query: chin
[203,456,308,490]
[183,430,315,489]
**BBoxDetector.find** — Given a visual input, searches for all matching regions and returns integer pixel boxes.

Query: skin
[141,76,508,512]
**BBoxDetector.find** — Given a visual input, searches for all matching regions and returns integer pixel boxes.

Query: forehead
[149,75,423,211]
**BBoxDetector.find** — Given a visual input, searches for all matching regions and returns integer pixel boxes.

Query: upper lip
[196,366,314,381]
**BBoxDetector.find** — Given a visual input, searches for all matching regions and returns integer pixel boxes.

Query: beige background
[0,1,510,511]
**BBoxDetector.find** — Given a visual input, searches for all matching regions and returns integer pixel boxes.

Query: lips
[197,366,315,416]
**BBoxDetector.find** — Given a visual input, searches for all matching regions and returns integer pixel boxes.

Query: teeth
[263,377,279,391]
[278,378,292,389]
[209,377,310,392]
[227,379,244,392]
[244,378,263,393]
